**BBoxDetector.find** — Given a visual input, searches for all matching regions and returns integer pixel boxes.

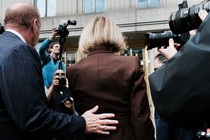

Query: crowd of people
[0,3,118,140]
[0,2,210,140]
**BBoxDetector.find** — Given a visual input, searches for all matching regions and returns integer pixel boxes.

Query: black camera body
[145,31,181,50]
[169,0,210,34]
[56,77,66,87]
[56,20,77,38]
[0,23,5,34]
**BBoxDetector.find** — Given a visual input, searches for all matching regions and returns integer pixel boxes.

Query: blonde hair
[79,16,127,55]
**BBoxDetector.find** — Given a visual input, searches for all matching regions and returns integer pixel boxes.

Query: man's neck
[52,53,59,60]
[5,25,33,46]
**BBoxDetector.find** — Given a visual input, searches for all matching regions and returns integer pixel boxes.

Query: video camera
[56,19,77,38]
[169,0,210,34]
[56,19,77,70]
[0,23,5,34]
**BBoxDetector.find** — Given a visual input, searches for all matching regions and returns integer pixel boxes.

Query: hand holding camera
[55,77,66,87]
[158,38,178,59]
[53,76,66,87]
[49,28,58,41]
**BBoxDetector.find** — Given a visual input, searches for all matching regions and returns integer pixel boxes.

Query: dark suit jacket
[67,48,154,140]
[0,31,85,140]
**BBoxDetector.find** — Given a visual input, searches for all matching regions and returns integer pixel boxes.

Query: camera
[0,23,4,34]
[56,77,66,86]
[145,31,182,50]
[56,20,77,38]
[169,0,210,34]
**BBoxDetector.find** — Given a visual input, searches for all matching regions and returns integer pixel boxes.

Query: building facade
[0,0,203,74]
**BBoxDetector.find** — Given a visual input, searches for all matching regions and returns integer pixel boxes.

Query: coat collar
[88,47,113,56]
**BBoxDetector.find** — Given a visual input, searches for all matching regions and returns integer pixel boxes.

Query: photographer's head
[154,53,167,71]
[54,69,65,77]
[49,42,61,56]
[53,70,66,87]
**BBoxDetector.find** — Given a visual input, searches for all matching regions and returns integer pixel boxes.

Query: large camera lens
[169,1,210,34]
[145,31,181,50]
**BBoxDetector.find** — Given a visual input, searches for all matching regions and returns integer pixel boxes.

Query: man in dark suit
[0,3,118,140]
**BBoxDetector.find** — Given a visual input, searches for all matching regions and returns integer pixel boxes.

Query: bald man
[0,3,118,140]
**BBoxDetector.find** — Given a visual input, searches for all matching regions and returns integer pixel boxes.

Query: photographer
[153,53,203,140]
[47,70,73,113]
[38,28,66,89]
[149,9,209,131]
[47,69,76,140]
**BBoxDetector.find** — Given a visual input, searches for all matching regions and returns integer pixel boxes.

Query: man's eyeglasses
[54,73,65,76]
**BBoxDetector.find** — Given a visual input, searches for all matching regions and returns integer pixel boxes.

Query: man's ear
[32,18,40,33]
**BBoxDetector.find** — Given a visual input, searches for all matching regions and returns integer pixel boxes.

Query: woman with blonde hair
[67,15,154,140]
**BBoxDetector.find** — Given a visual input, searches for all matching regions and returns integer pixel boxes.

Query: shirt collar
[6,29,26,43]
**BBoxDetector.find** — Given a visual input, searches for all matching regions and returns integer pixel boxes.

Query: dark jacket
[149,13,210,128]
[67,48,155,140]
[49,87,74,115]
[0,31,85,140]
